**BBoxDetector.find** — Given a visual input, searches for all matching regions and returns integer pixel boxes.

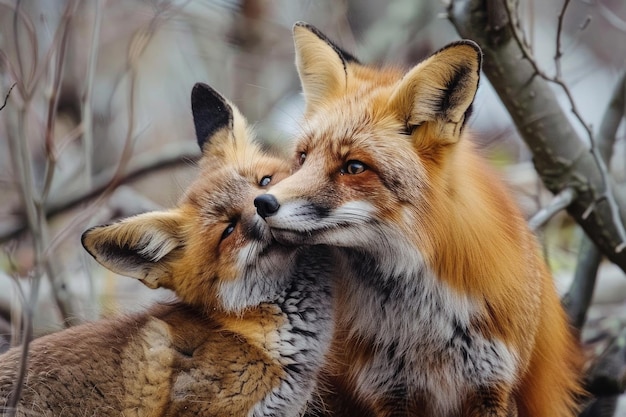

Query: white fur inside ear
[137,230,180,262]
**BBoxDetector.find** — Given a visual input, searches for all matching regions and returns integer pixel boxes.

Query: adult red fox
[0,83,335,417]
[254,23,584,417]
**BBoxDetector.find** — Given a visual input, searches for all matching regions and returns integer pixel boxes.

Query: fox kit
[254,23,583,417]
[0,83,334,417]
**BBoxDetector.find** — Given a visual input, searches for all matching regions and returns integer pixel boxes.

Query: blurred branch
[357,0,434,63]
[39,0,79,327]
[10,0,36,97]
[564,69,626,329]
[5,52,39,417]
[448,0,626,273]
[44,5,185,257]
[1,3,199,247]
[597,71,626,163]
[598,1,626,33]
[563,235,602,330]
[0,138,200,243]
[81,0,103,188]
[528,187,577,231]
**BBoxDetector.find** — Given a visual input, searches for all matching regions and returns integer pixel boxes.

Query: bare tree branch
[81,0,103,188]
[597,71,626,163]
[529,187,577,231]
[562,69,626,333]
[563,235,602,330]
[0,137,201,244]
[448,0,626,272]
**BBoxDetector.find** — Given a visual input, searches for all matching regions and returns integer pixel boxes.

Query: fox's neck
[336,246,477,347]
[249,246,335,416]
[419,142,537,301]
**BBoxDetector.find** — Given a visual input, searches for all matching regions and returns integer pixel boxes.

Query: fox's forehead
[299,101,403,155]
[183,168,251,217]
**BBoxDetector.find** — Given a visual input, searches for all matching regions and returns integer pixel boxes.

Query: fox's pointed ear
[389,40,482,143]
[81,211,184,289]
[191,83,233,150]
[293,22,358,114]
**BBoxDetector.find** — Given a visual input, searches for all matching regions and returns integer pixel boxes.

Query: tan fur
[0,304,287,417]
[257,23,584,417]
[0,84,335,417]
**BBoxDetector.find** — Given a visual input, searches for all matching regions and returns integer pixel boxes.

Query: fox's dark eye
[342,160,367,175]
[259,176,272,187]
[221,221,237,241]
[298,152,307,166]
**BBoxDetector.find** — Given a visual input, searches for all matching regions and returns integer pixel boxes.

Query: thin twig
[528,187,577,231]
[554,0,570,79]
[6,0,38,100]
[0,83,16,112]
[12,0,25,94]
[41,1,76,204]
[81,0,103,187]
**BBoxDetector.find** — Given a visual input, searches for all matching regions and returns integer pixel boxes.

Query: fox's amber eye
[342,160,367,175]
[259,176,272,187]
[298,152,307,165]
[221,221,237,241]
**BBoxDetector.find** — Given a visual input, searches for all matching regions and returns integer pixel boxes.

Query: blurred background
[0,0,625,403]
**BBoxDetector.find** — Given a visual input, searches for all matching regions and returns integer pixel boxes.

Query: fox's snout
[254,194,280,219]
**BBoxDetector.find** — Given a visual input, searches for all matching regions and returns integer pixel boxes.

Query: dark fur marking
[439,64,471,117]
[91,382,105,399]
[99,242,154,265]
[433,40,482,128]
[191,83,233,150]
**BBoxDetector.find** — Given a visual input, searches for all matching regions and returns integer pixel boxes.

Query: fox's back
[0,303,292,416]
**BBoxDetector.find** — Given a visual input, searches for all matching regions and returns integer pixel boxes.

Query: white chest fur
[339,249,518,415]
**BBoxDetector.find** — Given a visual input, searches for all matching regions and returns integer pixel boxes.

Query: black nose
[254,194,280,218]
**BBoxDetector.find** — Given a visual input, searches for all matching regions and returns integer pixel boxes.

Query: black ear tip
[293,21,312,32]
[190,82,233,150]
[81,226,100,256]
[191,82,204,97]
[80,229,89,248]
[191,83,220,107]
[192,82,205,91]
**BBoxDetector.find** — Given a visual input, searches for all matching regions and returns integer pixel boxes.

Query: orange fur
[256,23,584,417]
